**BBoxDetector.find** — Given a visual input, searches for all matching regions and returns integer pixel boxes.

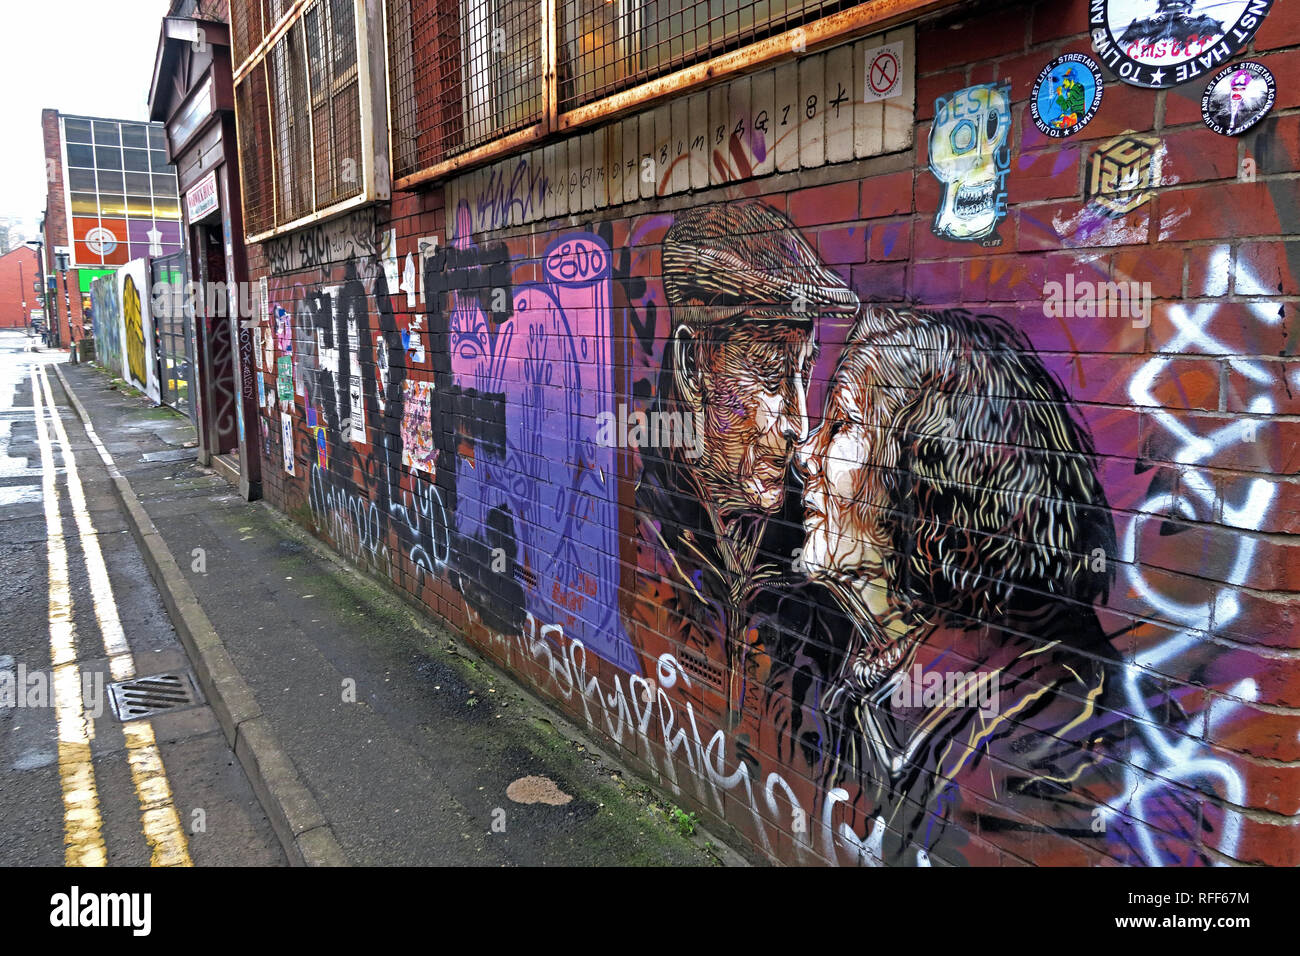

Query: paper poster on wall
[1091,0,1274,88]
[277,355,294,402]
[400,380,436,475]
[281,412,295,475]
[928,81,1010,244]
[417,237,439,305]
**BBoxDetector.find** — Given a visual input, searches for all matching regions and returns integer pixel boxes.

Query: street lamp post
[23,239,51,347]
[55,250,71,350]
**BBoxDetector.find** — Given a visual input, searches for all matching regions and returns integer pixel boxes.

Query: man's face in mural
[796,344,884,580]
[680,320,816,515]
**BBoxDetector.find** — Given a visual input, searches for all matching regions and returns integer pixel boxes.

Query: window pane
[153,199,181,219]
[93,122,121,146]
[69,192,99,216]
[64,119,92,144]
[148,126,166,149]
[98,194,128,217]
[95,146,122,169]
[153,172,178,198]
[121,124,149,148]
[125,172,153,196]
[150,150,173,173]
[66,144,94,167]
[126,196,154,217]
[123,148,150,172]
[97,168,124,193]
[67,168,96,190]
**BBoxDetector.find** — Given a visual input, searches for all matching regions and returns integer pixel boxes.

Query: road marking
[37,366,193,867]
[31,365,107,867]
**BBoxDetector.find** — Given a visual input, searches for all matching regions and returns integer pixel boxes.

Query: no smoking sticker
[864,42,903,102]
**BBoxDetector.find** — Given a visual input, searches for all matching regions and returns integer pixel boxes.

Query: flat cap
[662,200,859,326]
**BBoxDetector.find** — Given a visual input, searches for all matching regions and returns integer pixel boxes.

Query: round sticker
[85,226,118,256]
[1201,61,1276,135]
[1091,0,1274,89]
[1031,54,1104,137]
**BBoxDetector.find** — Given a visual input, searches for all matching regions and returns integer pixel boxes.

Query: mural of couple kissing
[625,198,1200,866]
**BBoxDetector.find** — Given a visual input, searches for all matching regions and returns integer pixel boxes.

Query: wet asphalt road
[0,331,285,866]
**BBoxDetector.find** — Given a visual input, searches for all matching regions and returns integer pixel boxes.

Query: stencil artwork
[928,82,1010,243]
[1091,0,1274,87]
[1088,132,1163,215]
[266,184,1284,868]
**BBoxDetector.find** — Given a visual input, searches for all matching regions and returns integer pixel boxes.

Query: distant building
[40,109,184,345]
[0,246,39,329]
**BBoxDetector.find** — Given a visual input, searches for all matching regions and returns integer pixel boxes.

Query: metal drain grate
[108,672,202,721]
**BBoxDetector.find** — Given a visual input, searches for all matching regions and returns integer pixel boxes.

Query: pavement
[0,330,284,866]
[46,341,734,867]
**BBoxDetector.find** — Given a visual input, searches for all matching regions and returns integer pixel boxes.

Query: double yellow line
[31,365,192,867]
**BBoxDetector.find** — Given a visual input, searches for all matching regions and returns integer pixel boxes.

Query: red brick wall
[0,247,38,328]
[243,0,1300,866]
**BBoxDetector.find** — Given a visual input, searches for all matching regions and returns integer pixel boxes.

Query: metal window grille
[305,0,364,207]
[231,0,375,237]
[231,0,260,66]
[269,20,314,223]
[235,61,276,235]
[387,0,544,179]
[558,0,855,110]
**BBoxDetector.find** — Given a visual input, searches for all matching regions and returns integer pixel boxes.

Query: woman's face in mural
[694,322,816,515]
[797,351,884,580]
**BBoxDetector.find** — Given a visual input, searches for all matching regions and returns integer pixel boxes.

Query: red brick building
[228,0,1300,866]
[0,246,39,329]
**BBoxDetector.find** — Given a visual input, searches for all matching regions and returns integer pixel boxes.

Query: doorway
[193,220,241,478]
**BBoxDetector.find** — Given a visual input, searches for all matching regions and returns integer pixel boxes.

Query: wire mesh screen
[387,0,544,179]
[230,0,262,69]
[235,62,276,235]
[305,0,364,207]
[558,0,854,110]
[269,20,315,223]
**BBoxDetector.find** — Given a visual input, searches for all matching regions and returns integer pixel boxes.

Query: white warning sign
[864,42,903,102]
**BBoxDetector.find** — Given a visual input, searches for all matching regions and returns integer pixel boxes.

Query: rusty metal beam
[393,122,549,193]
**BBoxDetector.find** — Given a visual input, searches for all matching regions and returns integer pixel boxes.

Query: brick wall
[243,0,1300,865]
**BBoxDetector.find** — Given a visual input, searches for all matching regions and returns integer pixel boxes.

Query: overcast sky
[0,1,170,240]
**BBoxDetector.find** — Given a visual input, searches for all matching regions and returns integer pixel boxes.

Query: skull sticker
[928,82,1012,243]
